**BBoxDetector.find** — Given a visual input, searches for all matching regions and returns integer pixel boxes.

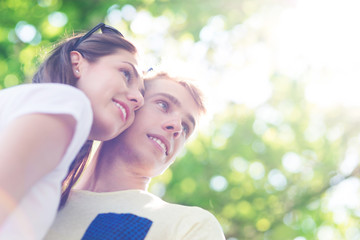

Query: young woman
[0,23,144,240]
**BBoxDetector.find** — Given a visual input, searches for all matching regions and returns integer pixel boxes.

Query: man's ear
[70,51,83,78]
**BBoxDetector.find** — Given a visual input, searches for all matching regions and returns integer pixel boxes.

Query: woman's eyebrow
[121,61,141,78]
[121,61,145,94]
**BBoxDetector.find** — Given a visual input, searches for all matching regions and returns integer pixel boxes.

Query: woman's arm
[0,113,76,226]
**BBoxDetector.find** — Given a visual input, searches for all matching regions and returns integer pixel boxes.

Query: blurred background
[1,0,360,239]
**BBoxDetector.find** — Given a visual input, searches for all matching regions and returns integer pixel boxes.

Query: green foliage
[0,0,252,87]
[152,74,360,239]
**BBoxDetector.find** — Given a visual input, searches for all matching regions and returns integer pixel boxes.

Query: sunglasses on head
[72,23,124,50]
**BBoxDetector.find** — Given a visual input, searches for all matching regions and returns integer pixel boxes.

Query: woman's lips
[112,99,129,121]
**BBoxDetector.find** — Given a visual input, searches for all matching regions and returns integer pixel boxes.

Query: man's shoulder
[150,195,217,221]
[155,199,225,239]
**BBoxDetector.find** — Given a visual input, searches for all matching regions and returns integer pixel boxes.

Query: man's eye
[157,101,168,111]
[182,124,189,135]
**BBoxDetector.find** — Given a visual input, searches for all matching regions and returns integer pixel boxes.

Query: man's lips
[112,99,129,121]
[147,134,169,156]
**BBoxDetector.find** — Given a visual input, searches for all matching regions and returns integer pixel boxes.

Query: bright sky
[120,0,360,121]
[275,0,360,108]
[14,0,360,110]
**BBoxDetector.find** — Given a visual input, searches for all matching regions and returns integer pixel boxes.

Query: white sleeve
[0,83,93,170]
[0,83,92,125]
[0,83,93,240]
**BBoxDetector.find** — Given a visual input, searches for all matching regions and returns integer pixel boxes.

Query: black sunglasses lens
[101,26,124,37]
[73,23,123,50]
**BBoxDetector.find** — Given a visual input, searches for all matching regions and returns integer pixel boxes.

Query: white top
[0,83,93,240]
[45,189,226,240]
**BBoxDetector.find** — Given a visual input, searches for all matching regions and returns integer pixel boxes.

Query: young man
[45,72,226,240]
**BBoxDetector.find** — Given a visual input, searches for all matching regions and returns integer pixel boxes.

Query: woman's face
[74,49,145,141]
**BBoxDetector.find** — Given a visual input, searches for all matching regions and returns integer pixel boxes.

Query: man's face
[107,78,200,177]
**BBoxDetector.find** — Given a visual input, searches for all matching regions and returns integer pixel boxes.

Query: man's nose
[163,118,182,138]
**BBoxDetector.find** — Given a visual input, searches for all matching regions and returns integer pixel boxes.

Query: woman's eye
[121,70,131,82]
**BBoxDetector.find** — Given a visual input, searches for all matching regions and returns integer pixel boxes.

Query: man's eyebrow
[155,93,196,128]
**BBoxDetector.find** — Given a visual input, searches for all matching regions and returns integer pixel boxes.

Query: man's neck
[74,144,151,192]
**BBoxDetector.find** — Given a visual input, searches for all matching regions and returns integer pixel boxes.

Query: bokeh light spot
[210,175,228,192]
[231,157,248,172]
[4,74,19,87]
[256,218,270,232]
[122,4,137,21]
[248,161,265,180]
[268,169,287,191]
[48,12,68,27]
[222,204,236,219]
[15,21,36,43]
[282,152,303,173]
[180,177,196,194]
[107,8,122,25]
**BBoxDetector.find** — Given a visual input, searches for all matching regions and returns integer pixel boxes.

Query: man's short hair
[144,71,206,115]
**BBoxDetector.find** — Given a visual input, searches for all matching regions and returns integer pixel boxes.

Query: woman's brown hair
[32,31,138,209]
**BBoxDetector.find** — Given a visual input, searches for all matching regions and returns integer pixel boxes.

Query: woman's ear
[70,51,83,78]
